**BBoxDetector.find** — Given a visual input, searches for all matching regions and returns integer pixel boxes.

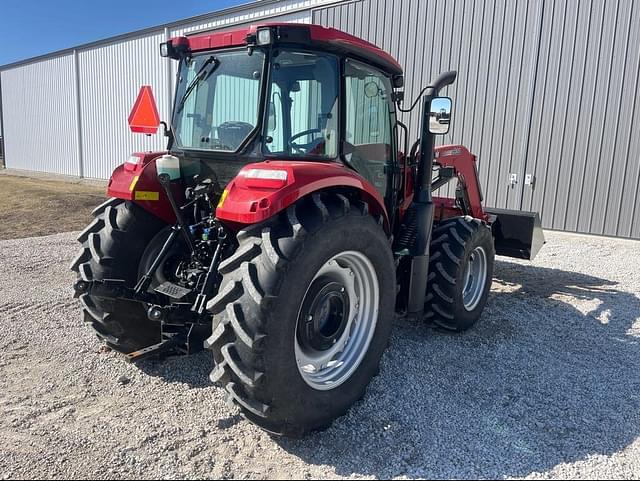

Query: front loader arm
[432,145,487,222]
[430,145,545,260]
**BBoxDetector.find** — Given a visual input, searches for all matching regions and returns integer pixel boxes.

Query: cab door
[343,59,398,214]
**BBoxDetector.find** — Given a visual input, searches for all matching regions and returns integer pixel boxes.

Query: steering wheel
[289,128,324,154]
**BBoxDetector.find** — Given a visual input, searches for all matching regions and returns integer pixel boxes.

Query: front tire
[205,193,395,436]
[425,216,495,331]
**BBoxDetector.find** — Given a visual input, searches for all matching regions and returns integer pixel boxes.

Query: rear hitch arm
[73,278,156,305]
[158,173,197,252]
[192,226,227,315]
[134,226,180,296]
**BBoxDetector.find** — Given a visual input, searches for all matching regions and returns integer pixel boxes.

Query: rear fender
[106,152,180,224]
[216,161,389,232]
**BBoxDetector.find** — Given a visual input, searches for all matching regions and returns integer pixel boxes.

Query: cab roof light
[256,28,273,46]
[159,37,189,60]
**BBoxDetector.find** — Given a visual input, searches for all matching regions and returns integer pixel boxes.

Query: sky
[0,0,247,66]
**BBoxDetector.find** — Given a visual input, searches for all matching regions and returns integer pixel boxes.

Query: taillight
[124,154,144,172]
[242,168,289,189]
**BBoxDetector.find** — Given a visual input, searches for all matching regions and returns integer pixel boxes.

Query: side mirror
[267,101,277,133]
[429,97,452,135]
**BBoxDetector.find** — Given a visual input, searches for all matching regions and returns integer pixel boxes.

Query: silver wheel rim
[295,250,380,391]
[462,246,488,311]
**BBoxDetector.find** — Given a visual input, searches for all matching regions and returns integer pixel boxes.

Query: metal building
[1,0,639,239]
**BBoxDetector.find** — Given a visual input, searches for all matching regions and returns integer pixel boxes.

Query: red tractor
[71,23,544,436]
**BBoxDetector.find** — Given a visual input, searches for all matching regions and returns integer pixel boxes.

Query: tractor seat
[218,121,254,150]
[348,143,392,195]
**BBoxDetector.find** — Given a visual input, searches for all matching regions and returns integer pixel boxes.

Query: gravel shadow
[274,260,640,478]
[136,351,213,389]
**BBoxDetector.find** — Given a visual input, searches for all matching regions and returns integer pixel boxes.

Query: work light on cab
[256,27,273,46]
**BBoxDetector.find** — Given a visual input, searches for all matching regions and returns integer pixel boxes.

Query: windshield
[172,50,265,152]
[264,50,339,159]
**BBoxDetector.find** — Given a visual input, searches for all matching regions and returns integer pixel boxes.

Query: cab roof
[169,23,404,79]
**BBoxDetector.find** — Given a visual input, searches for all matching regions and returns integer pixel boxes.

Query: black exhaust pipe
[406,71,457,319]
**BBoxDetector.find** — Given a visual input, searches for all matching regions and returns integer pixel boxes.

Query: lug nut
[148,306,164,321]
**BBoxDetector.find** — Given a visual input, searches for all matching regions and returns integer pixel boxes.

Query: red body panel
[107,156,388,231]
[433,145,488,222]
[216,161,389,230]
[398,151,414,217]
[107,152,181,225]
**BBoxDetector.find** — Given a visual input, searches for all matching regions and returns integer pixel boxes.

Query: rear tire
[70,198,165,353]
[425,216,495,331]
[205,193,395,437]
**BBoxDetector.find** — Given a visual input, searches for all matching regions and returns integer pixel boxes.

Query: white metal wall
[78,32,170,180]
[1,54,80,176]
[170,1,317,36]
[0,0,330,180]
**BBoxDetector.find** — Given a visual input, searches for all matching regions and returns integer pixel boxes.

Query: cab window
[264,51,339,158]
[344,60,395,198]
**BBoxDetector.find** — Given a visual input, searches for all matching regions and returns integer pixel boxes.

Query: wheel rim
[462,246,488,311]
[295,251,380,391]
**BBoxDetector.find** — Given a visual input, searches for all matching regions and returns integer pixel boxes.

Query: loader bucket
[485,208,545,260]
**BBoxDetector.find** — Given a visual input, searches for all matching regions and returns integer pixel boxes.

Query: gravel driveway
[0,230,638,479]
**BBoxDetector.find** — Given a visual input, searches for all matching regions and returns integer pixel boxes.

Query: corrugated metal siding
[315,0,640,239]
[522,0,640,238]
[0,0,324,181]
[170,2,319,36]
[315,0,540,210]
[0,0,638,239]
[78,32,170,180]
[0,54,80,175]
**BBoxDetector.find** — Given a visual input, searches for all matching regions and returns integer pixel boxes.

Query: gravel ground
[0,230,638,479]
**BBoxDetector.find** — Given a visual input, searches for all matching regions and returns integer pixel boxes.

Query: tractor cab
[164,23,404,218]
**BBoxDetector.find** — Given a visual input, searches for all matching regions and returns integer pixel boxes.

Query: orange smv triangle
[128,86,161,134]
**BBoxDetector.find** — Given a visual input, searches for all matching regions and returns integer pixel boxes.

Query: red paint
[432,145,488,222]
[398,151,415,218]
[107,156,387,229]
[433,197,466,221]
[169,23,403,76]
[128,86,161,134]
[107,151,179,225]
[303,24,403,75]
[216,161,389,230]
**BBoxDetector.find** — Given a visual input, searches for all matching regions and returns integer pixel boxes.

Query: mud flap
[485,208,545,260]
